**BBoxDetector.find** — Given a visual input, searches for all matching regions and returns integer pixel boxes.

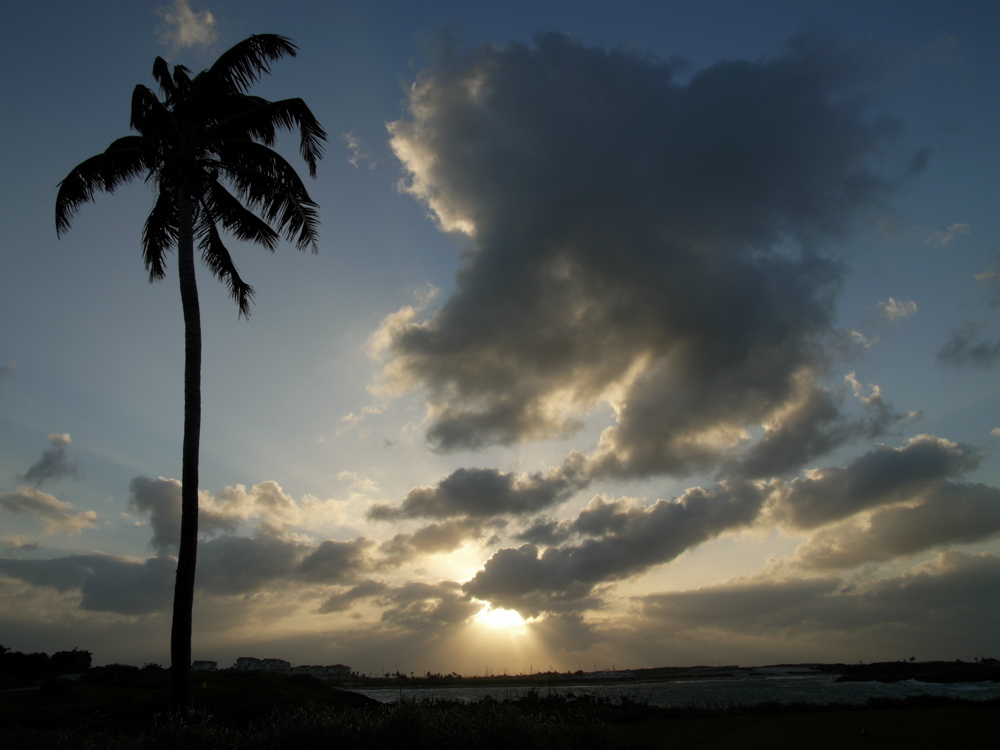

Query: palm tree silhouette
[55,34,325,710]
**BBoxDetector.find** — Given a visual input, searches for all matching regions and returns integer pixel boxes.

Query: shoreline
[337,659,1000,689]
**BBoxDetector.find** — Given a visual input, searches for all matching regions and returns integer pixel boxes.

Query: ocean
[348,667,1000,707]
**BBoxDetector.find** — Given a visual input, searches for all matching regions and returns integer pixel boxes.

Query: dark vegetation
[0,644,92,689]
[2,649,998,749]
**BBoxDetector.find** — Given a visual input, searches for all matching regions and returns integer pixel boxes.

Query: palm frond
[216,147,320,251]
[152,57,176,101]
[197,219,255,317]
[55,137,157,236]
[204,34,298,94]
[142,190,178,282]
[213,138,310,191]
[212,97,327,178]
[131,85,173,138]
[172,64,193,92]
[201,181,280,250]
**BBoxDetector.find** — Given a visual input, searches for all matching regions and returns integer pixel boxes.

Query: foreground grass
[2,699,611,750]
[613,701,1000,749]
[2,671,997,749]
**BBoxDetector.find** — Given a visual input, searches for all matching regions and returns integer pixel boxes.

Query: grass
[1,672,996,749]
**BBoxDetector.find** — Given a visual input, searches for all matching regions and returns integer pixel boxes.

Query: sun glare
[475,605,527,632]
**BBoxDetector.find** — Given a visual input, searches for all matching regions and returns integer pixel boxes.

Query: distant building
[233,656,350,677]
[192,660,218,671]
[233,656,291,673]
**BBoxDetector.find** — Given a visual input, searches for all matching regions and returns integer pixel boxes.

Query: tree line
[0,644,92,680]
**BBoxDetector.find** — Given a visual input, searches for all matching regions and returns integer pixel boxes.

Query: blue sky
[0,0,998,673]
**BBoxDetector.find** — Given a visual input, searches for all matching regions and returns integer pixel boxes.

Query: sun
[475,605,527,632]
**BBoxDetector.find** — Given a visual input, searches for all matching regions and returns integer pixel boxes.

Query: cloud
[319,579,479,631]
[212,480,304,530]
[380,31,919,483]
[463,479,767,617]
[768,434,981,530]
[636,551,1000,647]
[318,579,388,614]
[342,132,374,169]
[128,476,237,552]
[297,537,377,584]
[21,433,78,487]
[791,481,1000,570]
[196,533,307,595]
[0,535,38,551]
[0,487,96,535]
[377,580,480,631]
[937,322,1000,369]
[974,268,1000,284]
[378,518,500,567]
[0,360,13,399]
[157,0,218,50]
[725,372,909,480]
[877,297,918,322]
[935,261,999,368]
[0,554,174,614]
[367,459,588,521]
[924,222,971,247]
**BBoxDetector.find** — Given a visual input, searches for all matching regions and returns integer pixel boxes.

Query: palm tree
[55,34,326,710]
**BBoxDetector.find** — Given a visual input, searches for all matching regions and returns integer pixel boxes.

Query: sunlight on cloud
[877,297,918,322]
[157,0,218,50]
[925,222,971,247]
[342,132,374,169]
[0,487,96,535]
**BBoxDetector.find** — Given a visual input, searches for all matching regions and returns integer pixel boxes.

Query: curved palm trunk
[170,185,201,712]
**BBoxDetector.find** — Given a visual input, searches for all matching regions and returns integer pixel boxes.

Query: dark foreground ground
[1,669,996,749]
[613,703,997,748]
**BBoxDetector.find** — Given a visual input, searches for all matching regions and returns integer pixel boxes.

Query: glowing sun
[475,605,527,631]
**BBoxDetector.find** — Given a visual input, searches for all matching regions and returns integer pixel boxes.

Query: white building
[233,656,291,672]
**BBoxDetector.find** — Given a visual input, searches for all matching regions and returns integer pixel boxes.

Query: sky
[1,0,998,674]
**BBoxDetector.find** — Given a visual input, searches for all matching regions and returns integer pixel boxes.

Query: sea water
[349,670,1000,707]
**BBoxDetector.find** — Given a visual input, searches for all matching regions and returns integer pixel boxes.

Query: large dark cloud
[463,479,767,616]
[636,551,1000,646]
[196,534,306,595]
[298,537,377,584]
[791,481,1000,570]
[0,532,382,614]
[769,434,982,530]
[380,31,921,481]
[0,554,174,614]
